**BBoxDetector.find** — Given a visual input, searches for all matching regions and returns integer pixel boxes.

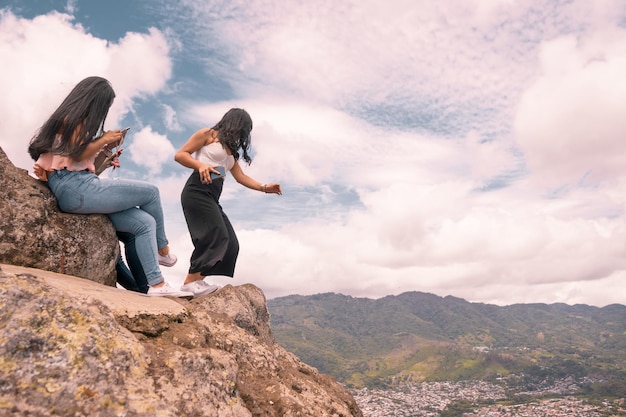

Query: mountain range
[267,291,626,394]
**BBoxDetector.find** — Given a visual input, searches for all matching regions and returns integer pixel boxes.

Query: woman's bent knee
[108,208,157,236]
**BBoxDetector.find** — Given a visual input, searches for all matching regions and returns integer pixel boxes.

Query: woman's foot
[180,280,220,298]
[147,282,192,298]
[157,246,177,267]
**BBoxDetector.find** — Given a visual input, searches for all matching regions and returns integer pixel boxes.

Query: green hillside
[267,292,626,389]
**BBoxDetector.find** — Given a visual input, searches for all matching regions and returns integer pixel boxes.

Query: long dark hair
[212,108,253,164]
[28,76,115,161]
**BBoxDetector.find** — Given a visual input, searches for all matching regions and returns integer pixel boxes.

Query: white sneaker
[180,280,220,298]
[147,282,193,298]
[158,252,178,267]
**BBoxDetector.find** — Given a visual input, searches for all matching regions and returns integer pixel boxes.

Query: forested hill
[267,292,626,388]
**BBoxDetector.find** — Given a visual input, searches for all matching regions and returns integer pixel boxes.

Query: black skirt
[181,171,239,277]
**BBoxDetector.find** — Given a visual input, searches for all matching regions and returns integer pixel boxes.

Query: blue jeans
[48,169,167,286]
[116,231,148,293]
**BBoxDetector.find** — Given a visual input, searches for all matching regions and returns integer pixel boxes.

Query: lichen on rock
[0,265,362,417]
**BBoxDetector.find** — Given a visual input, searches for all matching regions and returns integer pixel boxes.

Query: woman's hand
[111,149,122,168]
[264,183,282,195]
[94,148,123,175]
[80,129,127,162]
[33,163,49,181]
[198,164,222,184]
[101,129,125,147]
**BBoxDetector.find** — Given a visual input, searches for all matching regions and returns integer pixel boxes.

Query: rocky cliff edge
[0,263,362,417]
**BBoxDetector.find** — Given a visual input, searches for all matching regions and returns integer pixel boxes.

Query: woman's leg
[205,210,239,277]
[115,254,140,292]
[182,211,237,284]
[48,170,190,297]
[180,202,234,297]
[49,170,169,249]
[182,187,229,277]
[117,231,149,293]
[177,175,224,297]
[89,178,169,251]
[108,208,163,287]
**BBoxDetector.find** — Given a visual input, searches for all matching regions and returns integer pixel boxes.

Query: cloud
[232,177,626,306]
[179,80,626,307]
[106,27,172,115]
[162,104,182,131]
[514,31,626,188]
[179,96,625,306]
[4,2,626,308]
[169,0,626,137]
[0,9,171,171]
[126,126,176,175]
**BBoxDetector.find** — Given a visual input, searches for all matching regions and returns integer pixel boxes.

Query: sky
[2,0,626,307]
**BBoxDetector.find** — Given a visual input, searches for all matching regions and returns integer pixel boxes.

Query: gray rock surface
[0,264,362,417]
[0,147,118,286]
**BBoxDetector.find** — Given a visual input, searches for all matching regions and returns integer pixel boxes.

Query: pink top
[35,152,95,175]
[33,135,96,181]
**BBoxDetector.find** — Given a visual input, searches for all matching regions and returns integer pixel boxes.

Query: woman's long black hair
[28,76,115,161]
[213,108,253,165]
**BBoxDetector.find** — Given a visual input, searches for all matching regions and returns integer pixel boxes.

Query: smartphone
[118,127,130,147]
[210,166,226,180]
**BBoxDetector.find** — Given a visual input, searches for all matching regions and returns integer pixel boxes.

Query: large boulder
[0,147,118,286]
[0,264,363,417]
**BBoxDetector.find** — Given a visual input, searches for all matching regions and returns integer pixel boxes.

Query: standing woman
[28,76,190,298]
[175,108,282,297]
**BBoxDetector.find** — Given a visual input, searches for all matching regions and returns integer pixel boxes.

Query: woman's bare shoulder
[189,128,215,146]
[203,128,219,144]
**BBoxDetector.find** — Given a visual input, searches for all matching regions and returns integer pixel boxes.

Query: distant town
[351,378,626,416]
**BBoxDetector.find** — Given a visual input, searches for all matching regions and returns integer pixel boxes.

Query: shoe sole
[193,287,219,298]
[147,293,193,300]
[180,286,219,299]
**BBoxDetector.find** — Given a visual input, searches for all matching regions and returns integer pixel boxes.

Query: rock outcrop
[0,147,118,286]
[0,264,362,417]
[0,146,362,416]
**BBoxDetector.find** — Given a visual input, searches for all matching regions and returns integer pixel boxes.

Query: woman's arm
[229,160,283,195]
[94,146,123,175]
[175,128,223,184]
[79,130,124,161]
[174,128,210,170]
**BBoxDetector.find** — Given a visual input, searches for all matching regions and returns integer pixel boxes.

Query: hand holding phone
[210,166,226,180]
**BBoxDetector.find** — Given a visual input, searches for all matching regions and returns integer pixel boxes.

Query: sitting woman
[28,76,189,298]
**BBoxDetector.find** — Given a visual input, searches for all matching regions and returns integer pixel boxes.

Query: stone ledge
[0,263,187,317]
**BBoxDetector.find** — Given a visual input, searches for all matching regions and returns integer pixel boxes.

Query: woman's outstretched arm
[229,160,282,195]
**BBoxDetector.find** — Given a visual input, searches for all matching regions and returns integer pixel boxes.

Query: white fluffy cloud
[174,0,626,306]
[515,31,626,187]
[127,126,176,175]
[179,93,626,306]
[4,2,626,307]
[0,9,171,171]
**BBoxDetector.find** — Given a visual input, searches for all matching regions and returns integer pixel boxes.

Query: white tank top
[194,142,235,171]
